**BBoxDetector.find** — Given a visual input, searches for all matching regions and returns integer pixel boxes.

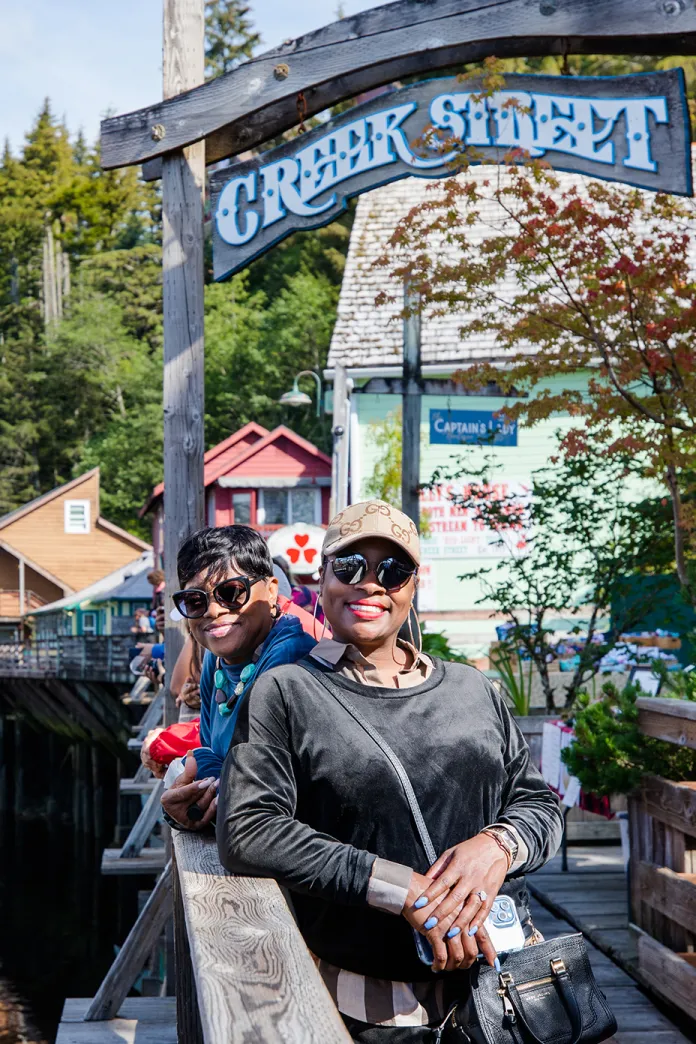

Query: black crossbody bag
[300,661,617,1044]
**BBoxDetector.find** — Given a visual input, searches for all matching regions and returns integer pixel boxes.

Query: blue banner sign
[430,409,518,447]
[210,70,691,281]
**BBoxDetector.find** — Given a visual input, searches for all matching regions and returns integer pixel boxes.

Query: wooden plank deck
[528,844,639,973]
[529,845,693,1043]
[56,998,176,1043]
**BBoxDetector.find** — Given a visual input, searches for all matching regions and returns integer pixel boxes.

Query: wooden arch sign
[100,0,696,172]
[209,69,692,280]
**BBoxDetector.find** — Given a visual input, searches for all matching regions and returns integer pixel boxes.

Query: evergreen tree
[205,0,260,79]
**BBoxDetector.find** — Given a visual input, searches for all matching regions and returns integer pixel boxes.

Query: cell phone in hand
[413,895,525,967]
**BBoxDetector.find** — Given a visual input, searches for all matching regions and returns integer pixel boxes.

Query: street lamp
[279,370,323,418]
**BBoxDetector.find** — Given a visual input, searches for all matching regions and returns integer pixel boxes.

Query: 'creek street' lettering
[216,89,668,247]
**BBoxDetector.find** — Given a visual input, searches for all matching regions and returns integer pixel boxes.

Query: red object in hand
[149,720,201,765]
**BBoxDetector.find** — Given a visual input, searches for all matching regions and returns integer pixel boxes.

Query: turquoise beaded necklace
[214,660,257,716]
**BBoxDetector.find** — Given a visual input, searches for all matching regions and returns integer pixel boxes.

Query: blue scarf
[193,614,316,779]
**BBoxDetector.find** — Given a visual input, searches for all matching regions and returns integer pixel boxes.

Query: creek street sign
[210,70,691,281]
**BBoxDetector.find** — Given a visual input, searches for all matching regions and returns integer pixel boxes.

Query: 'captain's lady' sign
[210,70,691,281]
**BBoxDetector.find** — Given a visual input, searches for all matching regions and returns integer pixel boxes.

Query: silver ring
[474,889,488,903]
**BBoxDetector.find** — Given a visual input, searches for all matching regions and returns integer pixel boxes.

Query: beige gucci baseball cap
[322,500,420,566]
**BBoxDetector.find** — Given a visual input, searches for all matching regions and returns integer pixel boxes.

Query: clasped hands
[161,753,219,830]
[402,833,509,973]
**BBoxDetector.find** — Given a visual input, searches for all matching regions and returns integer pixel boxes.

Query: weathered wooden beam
[638,696,696,750]
[633,861,696,936]
[172,833,351,1043]
[172,845,205,1044]
[640,775,696,837]
[135,688,165,741]
[161,0,206,725]
[121,778,165,858]
[101,0,696,171]
[84,862,173,1021]
[637,930,696,1023]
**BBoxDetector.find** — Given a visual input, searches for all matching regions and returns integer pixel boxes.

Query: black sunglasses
[172,576,264,619]
[330,554,416,591]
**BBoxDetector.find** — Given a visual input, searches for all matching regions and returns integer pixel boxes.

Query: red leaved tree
[377,159,696,602]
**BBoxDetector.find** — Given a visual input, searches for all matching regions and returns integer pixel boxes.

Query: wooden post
[401,282,422,548]
[172,845,205,1044]
[331,364,350,516]
[17,557,25,619]
[162,0,206,726]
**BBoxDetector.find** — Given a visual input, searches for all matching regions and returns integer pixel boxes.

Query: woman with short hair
[160,525,317,830]
[218,501,563,1041]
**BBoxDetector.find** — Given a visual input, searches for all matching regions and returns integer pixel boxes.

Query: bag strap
[504,963,583,1044]
[299,660,438,865]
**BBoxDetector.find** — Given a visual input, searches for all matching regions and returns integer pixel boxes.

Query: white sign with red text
[419,481,530,560]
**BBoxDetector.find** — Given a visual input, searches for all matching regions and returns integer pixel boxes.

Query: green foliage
[0,79,351,541]
[420,627,470,664]
[380,126,696,605]
[205,0,260,78]
[489,642,534,716]
[431,445,670,711]
[363,411,403,506]
[562,681,696,796]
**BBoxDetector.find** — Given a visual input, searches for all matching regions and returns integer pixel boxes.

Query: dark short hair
[177,526,273,588]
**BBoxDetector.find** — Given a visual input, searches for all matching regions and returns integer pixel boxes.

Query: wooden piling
[161,0,206,727]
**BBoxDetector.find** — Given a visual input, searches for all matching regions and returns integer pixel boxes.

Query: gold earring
[408,603,423,657]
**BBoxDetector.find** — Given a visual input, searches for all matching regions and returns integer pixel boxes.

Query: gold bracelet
[481,829,513,870]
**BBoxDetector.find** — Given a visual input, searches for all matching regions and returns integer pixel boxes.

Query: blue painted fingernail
[447,926,461,938]
[424,916,438,930]
[414,897,429,909]
[494,958,502,973]
[468,924,479,937]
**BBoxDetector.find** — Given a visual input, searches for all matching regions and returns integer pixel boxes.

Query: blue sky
[0,0,393,154]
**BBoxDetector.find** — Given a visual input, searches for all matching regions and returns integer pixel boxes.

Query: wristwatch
[482,824,520,866]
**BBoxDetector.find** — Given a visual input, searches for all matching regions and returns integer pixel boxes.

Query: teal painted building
[326,173,600,657]
[30,553,154,638]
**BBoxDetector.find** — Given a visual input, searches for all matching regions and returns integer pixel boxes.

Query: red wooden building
[142,423,332,560]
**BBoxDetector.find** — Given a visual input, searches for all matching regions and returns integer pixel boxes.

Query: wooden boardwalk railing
[172,832,351,1044]
[0,635,134,682]
[629,696,696,1023]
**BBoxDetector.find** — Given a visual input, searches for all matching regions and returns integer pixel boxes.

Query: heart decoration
[285,532,320,567]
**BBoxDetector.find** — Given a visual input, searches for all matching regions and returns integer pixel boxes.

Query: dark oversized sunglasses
[330,554,416,591]
[172,576,264,619]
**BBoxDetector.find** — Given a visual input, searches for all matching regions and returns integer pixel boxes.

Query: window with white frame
[258,488,319,525]
[64,499,91,534]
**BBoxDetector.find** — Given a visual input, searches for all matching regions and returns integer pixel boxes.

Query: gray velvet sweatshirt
[218,658,563,982]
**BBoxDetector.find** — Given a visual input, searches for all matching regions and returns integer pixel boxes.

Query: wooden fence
[0,636,134,683]
[629,697,696,1021]
[171,832,351,1044]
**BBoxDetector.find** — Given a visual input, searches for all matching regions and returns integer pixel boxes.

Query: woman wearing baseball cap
[218,500,563,1041]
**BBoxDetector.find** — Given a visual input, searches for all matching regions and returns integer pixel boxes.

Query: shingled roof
[327,163,695,372]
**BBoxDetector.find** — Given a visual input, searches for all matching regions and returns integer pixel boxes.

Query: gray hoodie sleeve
[217,672,377,906]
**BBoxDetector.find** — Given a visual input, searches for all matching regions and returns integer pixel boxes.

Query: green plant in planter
[561,680,696,797]
[489,640,534,717]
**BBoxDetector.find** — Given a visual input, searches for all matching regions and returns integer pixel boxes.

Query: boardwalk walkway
[57,843,693,1044]
[529,844,693,1044]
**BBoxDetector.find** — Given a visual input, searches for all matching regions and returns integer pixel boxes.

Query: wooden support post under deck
[162,0,206,726]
